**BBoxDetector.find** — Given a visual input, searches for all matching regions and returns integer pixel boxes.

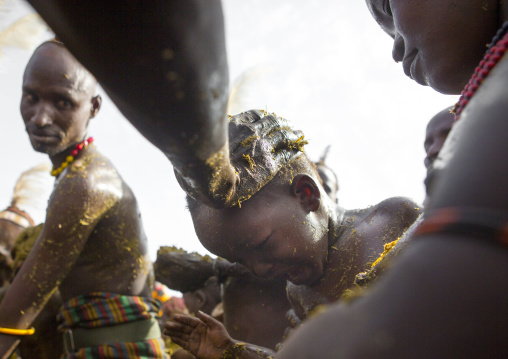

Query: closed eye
[256,233,272,251]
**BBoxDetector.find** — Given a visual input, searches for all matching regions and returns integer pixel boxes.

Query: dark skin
[423,107,455,171]
[183,278,221,317]
[221,273,291,350]
[156,252,291,350]
[366,0,500,94]
[423,107,455,205]
[154,249,216,293]
[165,172,420,358]
[0,221,25,254]
[0,43,152,358]
[26,0,236,208]
[25,2,306,210]
[16,291,62,359]
[277,1,508,358]
[22,1,508,356]
[1,224,62,359]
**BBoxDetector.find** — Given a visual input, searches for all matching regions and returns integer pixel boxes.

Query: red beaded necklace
[452,22,508,121]
[50,137,94,177]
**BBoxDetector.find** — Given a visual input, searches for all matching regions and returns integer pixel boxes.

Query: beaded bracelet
[0,327,35,336]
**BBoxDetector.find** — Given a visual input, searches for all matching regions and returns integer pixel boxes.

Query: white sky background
[0,0,457,260]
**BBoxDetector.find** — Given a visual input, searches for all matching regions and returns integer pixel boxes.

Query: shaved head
[21,40,102,156]
[26,41,97,97]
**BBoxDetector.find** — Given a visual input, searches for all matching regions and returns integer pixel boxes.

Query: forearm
[223,341,275,359]
[0,258,60,358]
[0,337,20,359]
[0,226,88,330]
[28,1,234,206]
[0,252,62,329]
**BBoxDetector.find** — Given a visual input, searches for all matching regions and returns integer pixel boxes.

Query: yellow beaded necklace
[50,137,93,177]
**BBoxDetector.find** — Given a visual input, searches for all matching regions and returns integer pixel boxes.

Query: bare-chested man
[163,111,420,359]
[23,1,508,357]
[0,41,167,358]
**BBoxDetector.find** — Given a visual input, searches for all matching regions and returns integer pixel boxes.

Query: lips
[402,49,418,79]
[28,130,61,145]
[28,128,59,137]
[27,127,61,141]
[402,50,427,85]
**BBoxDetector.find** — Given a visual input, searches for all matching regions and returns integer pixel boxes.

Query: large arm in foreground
[27,0,236,207]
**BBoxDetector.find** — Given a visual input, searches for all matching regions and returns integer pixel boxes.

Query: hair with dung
[187,109,320,210]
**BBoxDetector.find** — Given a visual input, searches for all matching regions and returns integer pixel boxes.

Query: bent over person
[0,41,167,358]
[164,110,421,359]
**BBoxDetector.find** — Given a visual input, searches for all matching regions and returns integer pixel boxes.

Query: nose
[392,32,405,63]
[251,261,274,278]
[30,103,52,127]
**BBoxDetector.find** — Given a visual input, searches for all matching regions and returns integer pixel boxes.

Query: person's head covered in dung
[183,110,420,289]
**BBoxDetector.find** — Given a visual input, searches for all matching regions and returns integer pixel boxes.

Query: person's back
[287,197,419,320]
[55,147,150,300]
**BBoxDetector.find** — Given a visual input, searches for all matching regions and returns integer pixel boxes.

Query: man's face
[191,181,329,286]
[365,0,499,94]
[424,108,455,170]
[20,44,96,156]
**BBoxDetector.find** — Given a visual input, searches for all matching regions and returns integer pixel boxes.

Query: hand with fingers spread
[164,311,233,359]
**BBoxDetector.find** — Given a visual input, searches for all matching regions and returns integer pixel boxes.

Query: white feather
[0,13,47,57]
[11,163,54,225]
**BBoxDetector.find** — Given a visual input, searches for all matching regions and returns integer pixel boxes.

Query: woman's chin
[427,66,474,95]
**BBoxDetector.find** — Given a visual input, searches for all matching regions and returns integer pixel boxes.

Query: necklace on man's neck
[50,137,94,177]
[452,21,508,121]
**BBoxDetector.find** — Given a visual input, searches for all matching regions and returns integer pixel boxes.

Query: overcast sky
[0,0,457,259]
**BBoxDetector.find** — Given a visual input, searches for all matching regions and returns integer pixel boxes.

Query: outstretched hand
[164,311,233,359]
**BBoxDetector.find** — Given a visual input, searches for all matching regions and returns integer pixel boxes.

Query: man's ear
[90,95,102,118]
[291,174,321,212]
